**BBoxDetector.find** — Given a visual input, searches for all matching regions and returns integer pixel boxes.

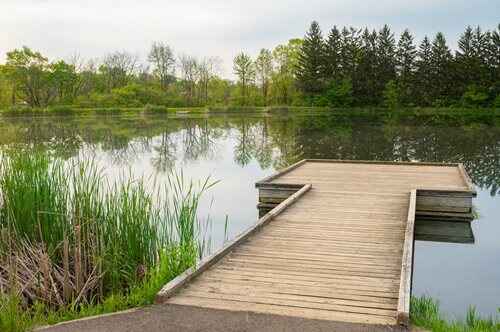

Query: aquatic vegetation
[411,296,499,332]
[0,150,214,331]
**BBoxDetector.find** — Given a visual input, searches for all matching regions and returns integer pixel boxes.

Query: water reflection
[2,114,499,195]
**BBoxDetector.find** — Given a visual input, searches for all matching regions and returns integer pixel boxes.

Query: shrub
[462,85,489,107]
[325,79,354,107]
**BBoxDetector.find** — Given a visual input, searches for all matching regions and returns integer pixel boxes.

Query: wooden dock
[156,160,475,330]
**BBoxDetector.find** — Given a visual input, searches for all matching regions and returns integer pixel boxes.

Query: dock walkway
[157,160,475,330]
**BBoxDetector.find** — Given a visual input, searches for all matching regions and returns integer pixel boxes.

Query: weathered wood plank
[397,190,416,327]
[155,183,312,303]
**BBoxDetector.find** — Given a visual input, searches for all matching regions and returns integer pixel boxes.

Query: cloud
[1,0,498,78]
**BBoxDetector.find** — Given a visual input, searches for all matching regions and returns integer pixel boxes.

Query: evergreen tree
[429,32,453,105]
[487,25,500,99]
[396,29,417,105]
[377,24,397,85]
[415,36,433,105]
[354,28,379,105]
[296,21,326,96]
[340,27,361,85]
[324,26,342,82]
[456,26,489,99]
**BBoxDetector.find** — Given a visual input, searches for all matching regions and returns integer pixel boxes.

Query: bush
[45,105,75,114]
[493,94,500,108]
[462,85,489,107]
[382,80,400,109]
[325,79,353,107]
[144,104,168,113]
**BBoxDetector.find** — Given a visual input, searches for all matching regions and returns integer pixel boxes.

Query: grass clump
[411,296,499,332]
[0,149,214,331]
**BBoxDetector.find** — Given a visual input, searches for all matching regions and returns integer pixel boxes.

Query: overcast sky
[1,0,498,78]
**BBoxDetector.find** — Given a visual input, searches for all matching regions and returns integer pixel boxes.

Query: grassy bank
[411,297,499,332]
[0,150,214,331]
[1,104,499,117]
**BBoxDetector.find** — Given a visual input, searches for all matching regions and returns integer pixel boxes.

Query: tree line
[293,22,499,107]
[0,22,498,109]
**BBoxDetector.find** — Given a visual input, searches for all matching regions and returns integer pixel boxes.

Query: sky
[1,0,499,78]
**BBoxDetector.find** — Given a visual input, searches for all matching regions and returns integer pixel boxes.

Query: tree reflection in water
[0,113,499,195]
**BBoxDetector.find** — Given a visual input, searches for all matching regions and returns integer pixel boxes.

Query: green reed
[0,149,214,312]
[411,296,499,332]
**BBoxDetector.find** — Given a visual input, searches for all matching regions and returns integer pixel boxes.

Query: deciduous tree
[233,52,255,105]
[148,42,175,90]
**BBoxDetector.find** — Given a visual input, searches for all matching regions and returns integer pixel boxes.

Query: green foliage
[233,53,255,105]
[411,297,499,332]
[3,46,54,107]
[383,80,400,109]
[0,294,33,332]
[325,79,353,107]
[1,24,499,110]
[296,21,326,95]
[0,150,214,331]
[462,85,490,107]
[494,95,500,108]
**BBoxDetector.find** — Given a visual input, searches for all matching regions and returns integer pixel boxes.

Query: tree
[355,28,378,105]
[100,51,138,92]
[271,39,302,104]
[50,60,79,103]
[376,25,397,94]
[430,32,452,105]
[396,29,417,105]
[324,26,343,82]
[462,84,489,107]
[255,49,273,105]
[415,37,433,105]
[196,57,220,104]
[487,24,500,100]
[455,26,491,99]
[296,21,326,96]
[0,69,14,107]
[148,42,175,90]
[383,80,400,109]
[340,27,362,84]
[233,52,255,105]
[3,46,55,107]
[178,54,198,105]
[325,79,353,107]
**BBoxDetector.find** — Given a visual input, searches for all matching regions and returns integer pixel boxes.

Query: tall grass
[0,149,214,330]
[411,296,500,332]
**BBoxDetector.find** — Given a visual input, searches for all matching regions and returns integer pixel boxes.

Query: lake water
[0,112,499,319]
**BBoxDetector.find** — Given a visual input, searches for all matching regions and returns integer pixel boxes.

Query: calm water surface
[1,113,499,318]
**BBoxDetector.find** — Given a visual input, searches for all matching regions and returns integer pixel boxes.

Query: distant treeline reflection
[0,114,499,195]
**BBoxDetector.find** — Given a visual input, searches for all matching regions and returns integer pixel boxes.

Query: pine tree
[324,26,342,82]
[396,29,417,105]
[355,28,379,105]
[456,26,486,99]
[296,21,326,96]
[377,24,397,85]
[340,27,361,85]
[430,32,453,105]
[415,36,433,105]
[487,24,500,99]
